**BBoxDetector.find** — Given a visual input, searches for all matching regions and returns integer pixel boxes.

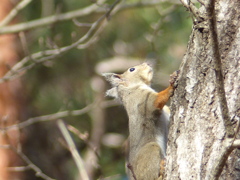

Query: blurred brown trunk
[84,76,106,180]
[0,0,25,179]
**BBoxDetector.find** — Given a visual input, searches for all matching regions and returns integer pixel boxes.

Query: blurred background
[0,0,192,179]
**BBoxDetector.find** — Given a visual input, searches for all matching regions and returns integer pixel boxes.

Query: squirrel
[103,62,179,180]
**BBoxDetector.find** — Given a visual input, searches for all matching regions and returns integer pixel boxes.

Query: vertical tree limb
[206,0,234,138]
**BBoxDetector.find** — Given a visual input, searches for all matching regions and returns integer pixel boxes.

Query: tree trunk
[84,76,106,180]
[0,0,25,179]
[166,0,240,180]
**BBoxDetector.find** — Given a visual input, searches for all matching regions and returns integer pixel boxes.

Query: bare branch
[0,0,32,27]
[208,138,235,180]
[197,0,205,6]
[77,16,107,49]
[0,0,107,34]
[118,0,180,10]
[67,124,101,159]
[57,119,89,180]
[206,0,234,138]
[0,0,119,83]
[0,0,178,35]
[0,130,55,180]
[1,99,119,131]
[7,165,31,172]
[72,19,92,27]
[205,0,236,179]
[180,0,203,21]
[15,147,55,180]
[67,125,89,142]
[2,103,94,130]
[0,0,182,84]
[0,19,105,83]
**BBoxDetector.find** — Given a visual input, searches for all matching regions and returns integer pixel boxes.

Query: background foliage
[2,0,192,179]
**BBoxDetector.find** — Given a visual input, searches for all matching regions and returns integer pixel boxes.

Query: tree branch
[206,1,236,178]
[7,165,31,172]
[15,148,56,180]
[1,103,94,130]
[180,0,195,15]
[67,125,101,159]
[57,119,89,180]
[0,100,119,131]
[0,0,177,35]
[0,18,106,83]
[0,0,32,27]
[0,130,55,180]
[207,0,234,138]
[0,0,181,84]
[0,0,120,83]
[180,0,203,22]
[0,0,106,34]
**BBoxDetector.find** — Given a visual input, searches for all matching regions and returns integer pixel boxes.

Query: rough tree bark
[166,0,240,180]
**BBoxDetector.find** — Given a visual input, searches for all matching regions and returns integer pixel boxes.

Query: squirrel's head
[102,62,153,98]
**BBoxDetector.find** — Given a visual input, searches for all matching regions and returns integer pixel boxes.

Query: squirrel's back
[103,62,178,180]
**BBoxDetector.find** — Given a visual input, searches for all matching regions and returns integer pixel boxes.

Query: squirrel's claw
[169,70,180,87]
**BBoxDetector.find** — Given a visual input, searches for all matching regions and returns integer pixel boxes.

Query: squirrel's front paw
[169,70,180,87]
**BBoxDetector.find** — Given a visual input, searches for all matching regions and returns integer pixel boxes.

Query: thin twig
[0,99,119,131]
[57,119,89,180]
[0,1,113,83]
[180,0,203,21]
[7,165,31,172]
[77,18,107,49]
[1,103,94,130]
[72,19,93,27]
[197,0,205,6]
[16,150,55,180]
[0,0,180,83]
[0,0,32,27]
[67,125,101,159]
[0,0,177,35]
[1,128,55,180]
[0,0,106,34]
[67,125,88,141]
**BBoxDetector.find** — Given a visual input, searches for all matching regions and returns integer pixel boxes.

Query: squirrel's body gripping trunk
[103,63,178,180]
[120,84,170,180]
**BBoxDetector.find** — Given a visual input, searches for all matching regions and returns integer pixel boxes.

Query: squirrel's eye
[129,68,135,72]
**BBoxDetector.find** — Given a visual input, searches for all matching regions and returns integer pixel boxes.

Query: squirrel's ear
[106,87,118,98]
[102,73,123,86]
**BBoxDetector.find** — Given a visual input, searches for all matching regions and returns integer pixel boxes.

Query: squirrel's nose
[143,62,153,68]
